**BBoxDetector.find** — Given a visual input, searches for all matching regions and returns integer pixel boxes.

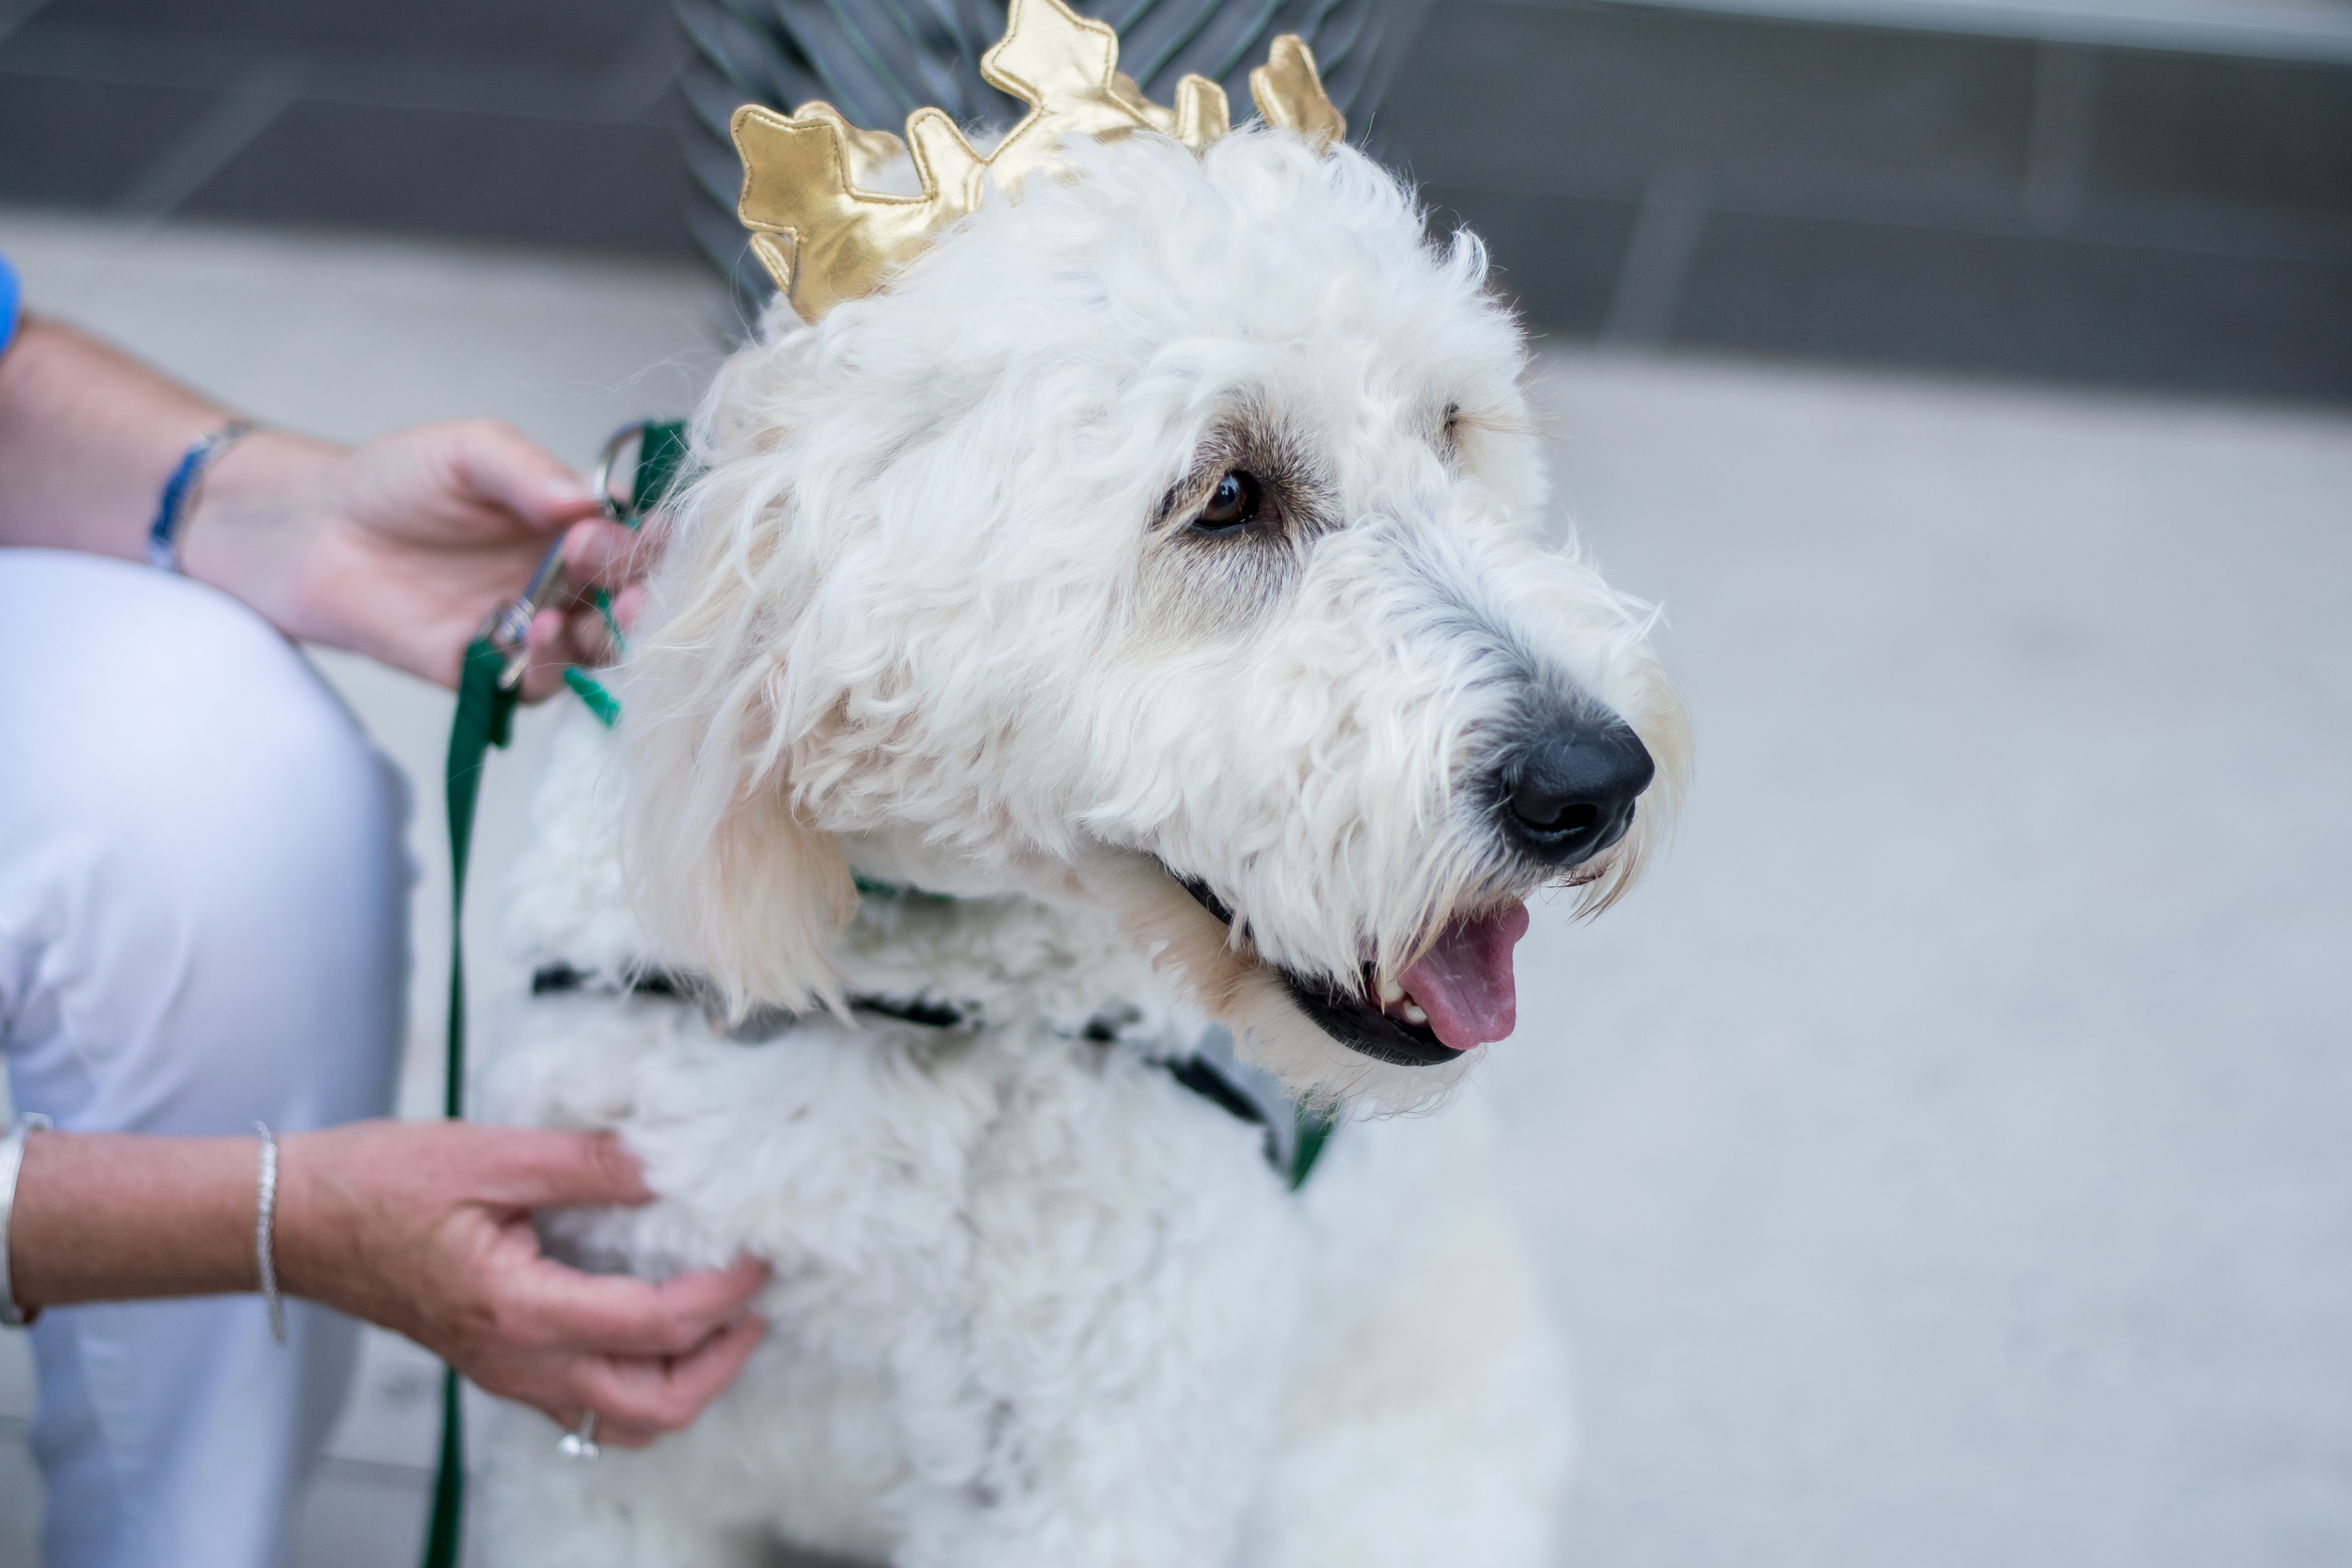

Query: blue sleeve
[0,251,19,359]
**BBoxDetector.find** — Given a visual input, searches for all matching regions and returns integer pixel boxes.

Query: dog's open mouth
[1168,871,1532,1068]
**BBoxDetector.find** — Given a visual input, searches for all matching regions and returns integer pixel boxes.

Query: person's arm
[0,307,748,1446]
[8,1121,766,1449]
[0,314,648,698]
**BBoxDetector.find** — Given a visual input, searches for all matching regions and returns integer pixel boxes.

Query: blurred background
[2,0,2346,397]
[1,0,2348,1563]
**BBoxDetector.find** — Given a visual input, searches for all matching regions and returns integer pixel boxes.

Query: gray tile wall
[1387,3,2352,402]
[0,0,700,256]
[1,0,2345,401]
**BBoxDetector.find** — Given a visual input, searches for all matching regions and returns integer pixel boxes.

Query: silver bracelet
[1,1112,54,1329]
[254,1121,286,1345]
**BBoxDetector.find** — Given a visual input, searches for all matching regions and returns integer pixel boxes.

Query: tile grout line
[1419,174,2352,268]
[1602,168,1708,348]
[114,62,307,220]
[0,0,48,50]
[2022,40,2099,230]
[598,8,697,119]
[1468,0,2352,67]
[1,28,679,128]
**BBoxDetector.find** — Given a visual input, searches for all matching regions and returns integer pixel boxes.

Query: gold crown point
[982,0,1120,108]
[735,0,1343,321]
[747,230,798,294]
[1250,36,1345,148]
[905,108,988,209]
[834,113,912,191]
[1172,74,1231,152]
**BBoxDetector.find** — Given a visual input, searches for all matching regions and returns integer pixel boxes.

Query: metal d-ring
[484,420,656,692]
[589,420,654,525]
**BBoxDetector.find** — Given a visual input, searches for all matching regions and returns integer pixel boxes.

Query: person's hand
[277,1120,767,1449]
[183,420,658,700]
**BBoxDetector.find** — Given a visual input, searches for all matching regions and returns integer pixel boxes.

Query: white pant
[0,550,411,1568]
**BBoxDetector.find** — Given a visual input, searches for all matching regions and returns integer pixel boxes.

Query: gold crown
[730,0,1346,321]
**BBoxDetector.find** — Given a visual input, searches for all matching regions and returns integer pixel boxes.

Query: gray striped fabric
[675,0,1431,298]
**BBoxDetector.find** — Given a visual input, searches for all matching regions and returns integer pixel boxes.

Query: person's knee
[78,559,408,922]
[0,553,411,1131]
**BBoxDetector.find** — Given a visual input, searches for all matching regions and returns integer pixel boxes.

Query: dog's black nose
[1496,718,1655,868]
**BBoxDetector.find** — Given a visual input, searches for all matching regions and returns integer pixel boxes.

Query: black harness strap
[529,962,1304,1173]
[532,962,970,1032]
[1164,1055,1270,1128]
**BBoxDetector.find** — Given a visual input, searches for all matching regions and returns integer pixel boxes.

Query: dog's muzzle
[1159,706,1656,1070]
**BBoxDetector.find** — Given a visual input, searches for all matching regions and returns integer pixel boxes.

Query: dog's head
[625,103,1686,1102]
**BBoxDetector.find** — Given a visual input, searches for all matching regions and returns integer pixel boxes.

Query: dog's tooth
[1378,977,1405,1005]
[1403,1003,1428,1024]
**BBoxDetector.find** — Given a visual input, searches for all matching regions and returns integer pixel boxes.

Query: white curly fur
[477,121,1685,1567]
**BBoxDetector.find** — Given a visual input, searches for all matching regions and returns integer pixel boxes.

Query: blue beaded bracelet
[147,420,258,571]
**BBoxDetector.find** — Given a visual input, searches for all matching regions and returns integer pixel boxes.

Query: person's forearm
[0,316,231,557]
[7,1119,771,1444]
[8,1131,262,1307]
[0,310,635,694]
[0,315,384,647]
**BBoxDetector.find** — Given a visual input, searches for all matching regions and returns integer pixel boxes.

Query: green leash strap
[1290,1103,1335,1191]
[631,420,688,515]
[562,665,623,727]
[447,637,519,1084]
[423,635,517,1568]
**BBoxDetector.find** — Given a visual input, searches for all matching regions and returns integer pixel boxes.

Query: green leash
[1289,1103,1334,1191]
[421,421,683,1568]
[424,636,514,1568]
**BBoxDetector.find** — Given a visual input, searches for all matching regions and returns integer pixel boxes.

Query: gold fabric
[730,0,1345,321]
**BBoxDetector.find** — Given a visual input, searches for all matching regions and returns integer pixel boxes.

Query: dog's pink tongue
[1400,903,1532,1052]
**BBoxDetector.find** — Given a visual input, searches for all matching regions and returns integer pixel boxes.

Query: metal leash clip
[478,420,661,692]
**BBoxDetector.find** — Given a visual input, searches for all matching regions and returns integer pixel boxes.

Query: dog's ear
[619,501,857,1019]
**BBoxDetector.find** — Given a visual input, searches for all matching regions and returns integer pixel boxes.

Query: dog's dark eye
[1195,470,1262,532]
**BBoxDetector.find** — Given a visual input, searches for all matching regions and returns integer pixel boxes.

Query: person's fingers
[534,610,610,684]
[569,601,619,663]
[566,1312,769,1435]
[487,1386,660,1450]
[514,594,650,707]
[556,1411,663,1450]
[513,608,624,702]
[515,605,579,703]
[441,420,603,534]
[554,1405,667,1451]
[498,1254,771,1357]
[559,519,648,590]
[469,1128,655,1210]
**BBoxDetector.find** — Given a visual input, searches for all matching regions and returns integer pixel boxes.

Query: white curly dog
[474,71,1687,1568]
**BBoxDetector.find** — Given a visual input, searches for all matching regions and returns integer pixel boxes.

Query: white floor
[2,208,2347,1568]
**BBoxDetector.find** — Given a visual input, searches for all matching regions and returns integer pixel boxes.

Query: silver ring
[557,1409,601,1461]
